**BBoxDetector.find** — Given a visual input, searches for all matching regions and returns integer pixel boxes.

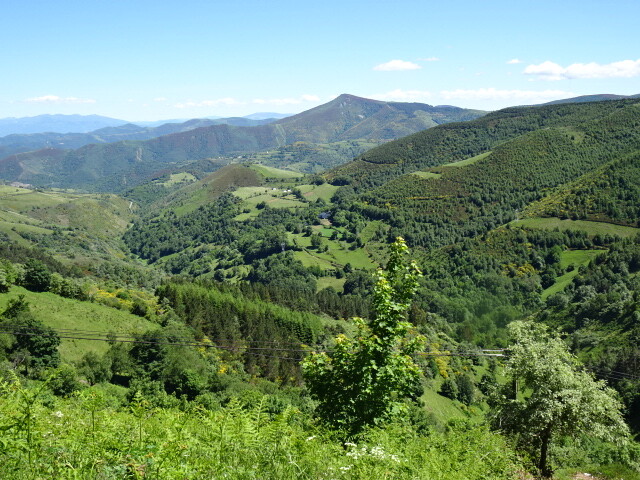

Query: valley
[1,96,639,479]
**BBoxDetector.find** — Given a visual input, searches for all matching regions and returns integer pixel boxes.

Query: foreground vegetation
[2,98,640,478]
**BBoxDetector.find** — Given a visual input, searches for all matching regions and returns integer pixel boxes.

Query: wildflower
[52,411,64,418]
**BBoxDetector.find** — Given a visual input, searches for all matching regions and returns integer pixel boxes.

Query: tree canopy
[303,237,425,435]
[490,320,629,477]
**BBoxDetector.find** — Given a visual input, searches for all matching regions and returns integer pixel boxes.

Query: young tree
[22,259,51,292]
[303,237,425,435]
[490,321,629,477]
[1,295,60,375]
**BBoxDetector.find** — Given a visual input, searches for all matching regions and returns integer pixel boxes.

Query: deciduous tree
[490,320,629,477]
[303,237,424,435]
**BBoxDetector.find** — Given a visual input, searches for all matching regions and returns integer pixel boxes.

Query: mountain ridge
[0,95,485,192]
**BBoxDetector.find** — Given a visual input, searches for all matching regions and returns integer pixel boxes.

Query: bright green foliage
[0,260,18,293]
[0,376,522,479]
[490,320,630,477]
[21,259,51,293]
[1,295,61,375]
[303,237,425,435]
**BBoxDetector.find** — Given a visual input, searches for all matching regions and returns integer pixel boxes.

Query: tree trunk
[539,424,553,478]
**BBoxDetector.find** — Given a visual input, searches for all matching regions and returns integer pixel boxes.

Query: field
[441,151,491,168]
[0,186,133,256]
[159,172,196,186]
[232,186,271,199]
[296,183,340,202]
[243,193,306,209]
[0,287,154,363]
[512,217,640,238]
[541,249,604,300]
[411,171,441,179]
[290,232,376,271]
[248,164,302,179]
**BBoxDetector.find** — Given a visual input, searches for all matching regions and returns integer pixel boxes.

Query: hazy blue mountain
[243,112,292,120]
[0,94,486,192]
[0,117,280,158]
[0,114,128,136]
[540,93,637,105]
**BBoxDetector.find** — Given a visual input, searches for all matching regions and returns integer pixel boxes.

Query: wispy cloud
[154,97,167,102]
[373,60,421,71]
[524,59,640,80]
[370,89,432,102]
[25,95,96,104]
[507,58,522,64]
[440,88,574,103]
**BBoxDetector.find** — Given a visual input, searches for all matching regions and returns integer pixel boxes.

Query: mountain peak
[332,93,383,104]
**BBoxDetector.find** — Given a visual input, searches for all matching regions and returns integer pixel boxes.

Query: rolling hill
[0,116,279,159]
[0,114,127,136]
[0,95,485,192]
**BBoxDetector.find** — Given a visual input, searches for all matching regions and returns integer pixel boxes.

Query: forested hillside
[0,95,484,192]
[1,98,640,479]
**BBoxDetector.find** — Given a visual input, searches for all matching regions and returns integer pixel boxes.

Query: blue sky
[2,0,639,121]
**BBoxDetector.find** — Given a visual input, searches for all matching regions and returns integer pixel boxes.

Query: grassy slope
[0,185,134,263]
[0,286,154,363]
[511,218,640,238]
[541,250,604,300]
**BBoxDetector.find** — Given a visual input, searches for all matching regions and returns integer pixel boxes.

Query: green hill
[0,95,485,192]
[0,286,154,362]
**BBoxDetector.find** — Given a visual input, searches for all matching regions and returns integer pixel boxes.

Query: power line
[0,326,505,358]
[2,326,637,382]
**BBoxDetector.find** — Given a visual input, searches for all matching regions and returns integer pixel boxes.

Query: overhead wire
[1,326,638,382]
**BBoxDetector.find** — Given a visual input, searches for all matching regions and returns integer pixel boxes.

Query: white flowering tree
[490,320,629,477]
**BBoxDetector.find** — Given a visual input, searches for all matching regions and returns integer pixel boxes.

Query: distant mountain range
[0,117,280,159]
[540,93,639,105]
[0,114,128,136]
[0,94,485,192]
[0,113,292,137]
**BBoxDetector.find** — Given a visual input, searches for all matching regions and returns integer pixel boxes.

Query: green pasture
[359,220,386,243]
[232,186,271,199]
[289,232,376,270]
[0,186,75,211]
[243,193,306,209]
[411,171,441,180]
[159,172,196,186]
[542,249,604,300]
[512,217,640,238]
[297,183,339,202]
[441,151,491,168]
[316,276,345,292]
[0,287,154,363]
[249,164,301,179]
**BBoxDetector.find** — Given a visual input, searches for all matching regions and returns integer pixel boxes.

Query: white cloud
[440,88,575,103]
[154,97,167,102]
[524,59,640,80]
[373,59,421,71]
[507,58,522,64]
[25,95,96,104]
[370,89,432,102]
